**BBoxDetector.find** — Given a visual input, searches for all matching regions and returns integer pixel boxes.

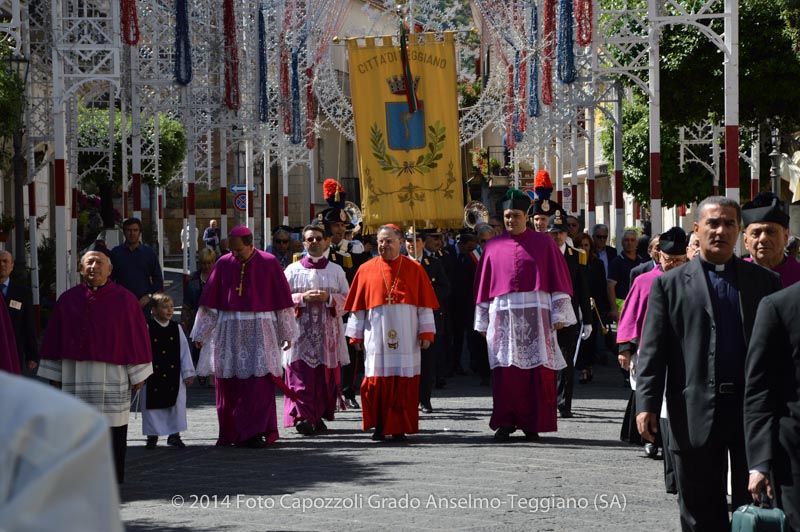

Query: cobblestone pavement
[120,271,680,531]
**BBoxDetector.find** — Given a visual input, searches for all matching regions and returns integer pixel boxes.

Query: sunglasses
[274,239,289,244]
[594,235,608,239]
[305,236,324,242]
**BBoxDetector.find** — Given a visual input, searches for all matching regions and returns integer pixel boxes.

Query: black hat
[659,226,688,255]
[500,188,532,212]
[742,192,790,228]
[530,198,564,218]
[316,207,349,225]
[404,227,423,240]
[546,210,568,233]
[421,228,443,238]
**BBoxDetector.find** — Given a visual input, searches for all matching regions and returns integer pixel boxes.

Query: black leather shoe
[146,436,158,449]
[419,402,433,414]
[345,397,360,409]
[167,434,186,448]
[371,426,385,441]
[242,435,266,448]
[559,408,573,419]
[391,434,406,441]
[315,420,328,432]
[295,420,315,435]
[644,443,659,458]
[523,431,540,441]
[494,427,513,442]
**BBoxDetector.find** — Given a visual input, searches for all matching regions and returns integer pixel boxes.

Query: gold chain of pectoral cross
[380,256,403,305]
[236,262,246,296]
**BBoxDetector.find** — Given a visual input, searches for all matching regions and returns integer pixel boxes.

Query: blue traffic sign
[230,183,255,193]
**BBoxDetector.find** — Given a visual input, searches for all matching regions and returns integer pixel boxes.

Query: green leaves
[78,106,187,188]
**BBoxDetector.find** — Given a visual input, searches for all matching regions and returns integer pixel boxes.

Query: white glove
[581,324,593,341]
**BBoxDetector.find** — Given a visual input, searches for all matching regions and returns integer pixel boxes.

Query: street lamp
[769,126,781,198]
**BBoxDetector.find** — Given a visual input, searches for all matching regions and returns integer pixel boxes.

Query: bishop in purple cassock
[473,189,576,443]
[191,226,298,448]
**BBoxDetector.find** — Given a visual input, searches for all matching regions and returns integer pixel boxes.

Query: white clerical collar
[155,318,171,327]
[308,255,324,263]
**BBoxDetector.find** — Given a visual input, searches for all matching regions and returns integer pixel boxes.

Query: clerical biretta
[344,224,439,441]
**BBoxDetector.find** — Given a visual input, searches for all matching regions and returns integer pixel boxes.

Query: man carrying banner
[344,224,439,441]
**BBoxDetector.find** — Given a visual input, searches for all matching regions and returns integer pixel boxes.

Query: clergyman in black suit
[744,281,800,532]
[635,196,782,532]
[0,251,38,375]
[546,213,592,418]
[405,231,450,413]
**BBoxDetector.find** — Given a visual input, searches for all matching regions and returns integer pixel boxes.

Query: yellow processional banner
[347,32,463,230]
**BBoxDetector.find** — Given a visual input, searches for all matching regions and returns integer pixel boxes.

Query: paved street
[121,366,681,531]
[119,270,680,531]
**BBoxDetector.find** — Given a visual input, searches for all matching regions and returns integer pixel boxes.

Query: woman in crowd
[572,233,610,384]
[182,247,216,384]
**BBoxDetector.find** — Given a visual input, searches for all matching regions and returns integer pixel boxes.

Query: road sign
[234,192,248,212]
[230,183,255,193]
[562,187,573,214]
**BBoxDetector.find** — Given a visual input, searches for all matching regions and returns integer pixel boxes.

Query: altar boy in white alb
[141,293,196,448]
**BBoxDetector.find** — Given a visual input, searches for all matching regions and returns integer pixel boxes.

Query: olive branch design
[370,121,446,176]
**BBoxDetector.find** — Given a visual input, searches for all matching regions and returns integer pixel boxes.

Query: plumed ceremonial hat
[534,169,554,200]
[658,226,688,255]
[742,192,790,228]
[316,179,349,225]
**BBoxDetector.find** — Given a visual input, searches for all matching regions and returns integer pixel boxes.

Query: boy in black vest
[142,294,196,448]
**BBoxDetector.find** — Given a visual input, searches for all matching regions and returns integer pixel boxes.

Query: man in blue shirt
[110,218,163,313]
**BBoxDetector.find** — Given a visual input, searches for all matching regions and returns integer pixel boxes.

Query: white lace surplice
[282,262,350,369]
[191,307,298,379]
[345,303,435,378]
[474,290,576,371]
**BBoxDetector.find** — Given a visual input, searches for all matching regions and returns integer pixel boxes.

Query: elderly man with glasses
[590,224,617,278]
[269,229,293,270]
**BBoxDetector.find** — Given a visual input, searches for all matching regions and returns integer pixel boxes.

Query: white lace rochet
[475,290,576,371]
[191,307,298,379]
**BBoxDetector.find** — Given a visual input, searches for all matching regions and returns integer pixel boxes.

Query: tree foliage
[599,93,713,208]
[0,42,25,171]
[78,107,187,189]
[599,0,800,206]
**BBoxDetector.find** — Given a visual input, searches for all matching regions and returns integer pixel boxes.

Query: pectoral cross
[237,263,246,296]
[385,293,395,305]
